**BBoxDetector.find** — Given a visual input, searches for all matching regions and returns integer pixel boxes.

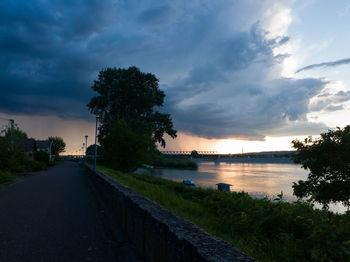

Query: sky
[0,0,349,154]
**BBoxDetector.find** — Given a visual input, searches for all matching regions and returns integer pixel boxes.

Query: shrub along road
[0,161,142,262]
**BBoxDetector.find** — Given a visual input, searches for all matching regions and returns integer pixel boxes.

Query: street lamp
[85,135,88,162]
[94,114,100,171]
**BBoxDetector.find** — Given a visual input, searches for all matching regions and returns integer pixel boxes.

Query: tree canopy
[86,144,102,156]
[292,125,350,208]
[48,136,66,156]
[0,122,45,172]
[100,120,157,172]
[1,122,27,139]
[87,66,177,147]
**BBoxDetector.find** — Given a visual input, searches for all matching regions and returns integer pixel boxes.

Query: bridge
[161,151,217,155]
[160,151,220,159]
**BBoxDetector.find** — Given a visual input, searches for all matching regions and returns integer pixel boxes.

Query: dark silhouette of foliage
[86,144,103,156]
[1,122,27,139]
[48,136,66,156]
[0,136,12,171]
[100,120,157,173]
[153,157,198,170]
[0,122,47,177]
[0,170,14,183]
[292,125,350,208]
[191,150,199,158]
[87,66,177,147]
[34,151,50,165]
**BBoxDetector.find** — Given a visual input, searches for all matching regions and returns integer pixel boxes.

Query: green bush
[30,160,47,171]
[34,151,50,165]
[0,170,15,183]
[0,124,48,174]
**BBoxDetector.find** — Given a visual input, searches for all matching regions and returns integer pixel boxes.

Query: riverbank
[153,157,198,170]
[97,165,350,262]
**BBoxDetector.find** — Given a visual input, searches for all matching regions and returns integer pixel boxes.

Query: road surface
[0,161,142,262]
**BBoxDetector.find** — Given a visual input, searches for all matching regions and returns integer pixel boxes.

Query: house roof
[216,183,232,187]
[36,140,53,149]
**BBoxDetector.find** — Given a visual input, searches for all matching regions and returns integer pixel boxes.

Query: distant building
[25,138,36,159]
[36,140,54,161]
[216,183,232,193]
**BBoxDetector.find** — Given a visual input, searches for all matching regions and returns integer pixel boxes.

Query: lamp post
[93,114,99,171]
[85,135,88,162]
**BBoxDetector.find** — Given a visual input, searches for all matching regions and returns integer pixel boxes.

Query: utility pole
[9,119,14,129]
[94,114,99,171]
[85,135,88,163]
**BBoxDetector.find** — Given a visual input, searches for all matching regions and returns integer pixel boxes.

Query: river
[141,158,347,213]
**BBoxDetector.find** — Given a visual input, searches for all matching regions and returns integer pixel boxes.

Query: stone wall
[85,165,255,262]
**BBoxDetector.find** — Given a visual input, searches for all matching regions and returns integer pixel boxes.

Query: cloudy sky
[1,0,350,154]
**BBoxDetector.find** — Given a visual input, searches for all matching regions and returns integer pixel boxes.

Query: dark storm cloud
[296,58,350,73]
[138,5,177,26]
[0,0,119,118]
[0,0,344,139]
[167,76,329,140]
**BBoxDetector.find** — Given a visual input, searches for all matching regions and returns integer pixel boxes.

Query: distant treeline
[230,151,297,158]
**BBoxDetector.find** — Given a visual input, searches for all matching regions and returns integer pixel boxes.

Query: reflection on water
[153,161,307,199]
[149,160,346,213]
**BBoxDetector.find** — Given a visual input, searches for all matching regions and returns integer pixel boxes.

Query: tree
[292,125,350,209]
[191,150,199,158]
[87,66,177,147]
[0,123,44,173]
[101,120,157,172]
[86,144,103,156]
[1,121,27,139]
[34,151,50,165]
[48,136,66,156]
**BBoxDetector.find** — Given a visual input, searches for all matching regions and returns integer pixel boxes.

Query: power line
[0,117,11,121]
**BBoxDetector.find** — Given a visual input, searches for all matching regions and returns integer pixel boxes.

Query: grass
[0,170,15,184]
[97,165,350,262]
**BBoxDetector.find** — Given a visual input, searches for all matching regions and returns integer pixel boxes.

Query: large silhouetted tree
[87,66,177,147]
[292,125,350,209]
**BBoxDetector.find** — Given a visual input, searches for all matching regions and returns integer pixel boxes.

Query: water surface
[146,159,347,213]
[153,160,307,200]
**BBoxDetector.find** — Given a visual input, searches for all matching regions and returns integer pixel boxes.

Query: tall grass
[98,166,350,262]
[0,170,15,183]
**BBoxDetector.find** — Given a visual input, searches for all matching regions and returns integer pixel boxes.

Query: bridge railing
[161,151,218,155]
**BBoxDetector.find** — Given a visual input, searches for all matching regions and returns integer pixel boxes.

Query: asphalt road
[0,161,142,262]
